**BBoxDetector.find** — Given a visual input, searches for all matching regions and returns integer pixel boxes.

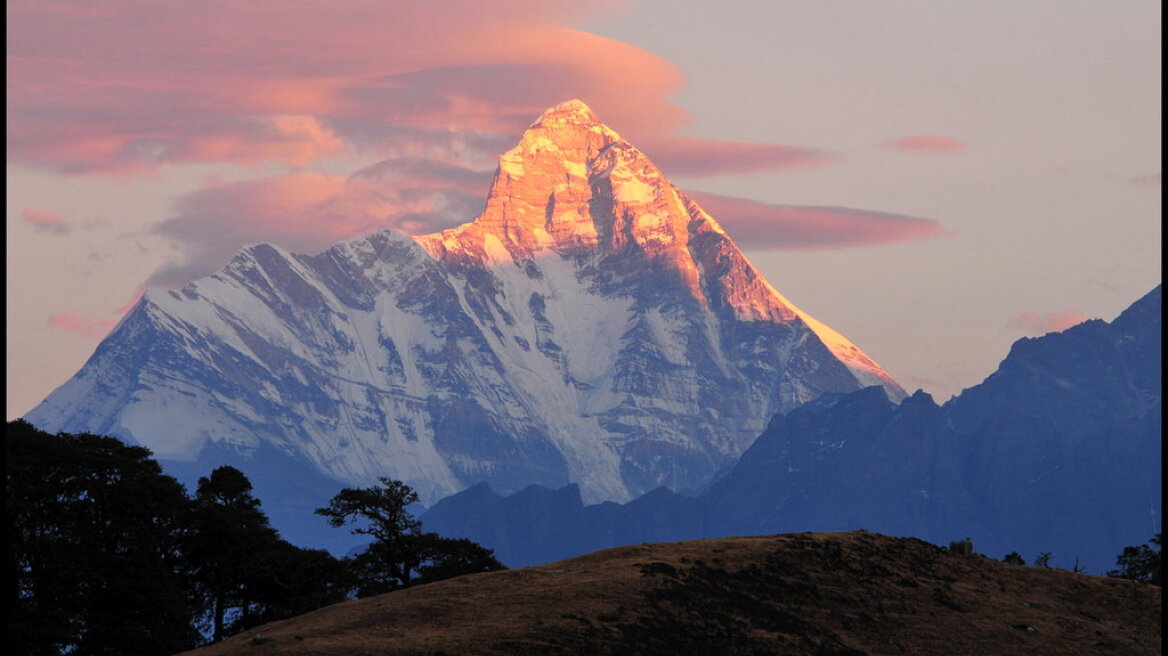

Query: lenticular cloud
[6,0,683,175]
[687,191,945,250]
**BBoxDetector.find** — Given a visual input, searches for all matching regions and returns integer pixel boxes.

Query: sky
[6,0,1161,420]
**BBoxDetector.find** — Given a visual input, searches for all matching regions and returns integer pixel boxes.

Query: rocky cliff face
[26,100,903,514]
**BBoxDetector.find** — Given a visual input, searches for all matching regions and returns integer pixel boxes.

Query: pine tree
[187,466,283,641]
[1107,534,1161,585]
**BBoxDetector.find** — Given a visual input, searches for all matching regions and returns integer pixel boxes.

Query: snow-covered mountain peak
[27,101,907,516]
[414,101,904,398]
[531,99,603,127]
[418,101,700,262]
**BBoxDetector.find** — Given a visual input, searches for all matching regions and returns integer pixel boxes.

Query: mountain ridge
[419,285,1162,573]
[25,101,904,536]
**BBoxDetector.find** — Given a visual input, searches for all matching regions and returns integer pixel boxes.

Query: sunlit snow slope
[26,100,905,505]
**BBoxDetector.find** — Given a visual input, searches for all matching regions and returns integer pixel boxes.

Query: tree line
[7,419,1160,655]
[6,420,504,656]
[997,534,1161,584]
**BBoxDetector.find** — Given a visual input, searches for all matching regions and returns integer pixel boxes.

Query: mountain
[178,531,1162,656]
[420,286,1162,573]
[24,100,903,548]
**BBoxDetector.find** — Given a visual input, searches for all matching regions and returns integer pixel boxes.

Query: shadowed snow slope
[420,286,1161,575]
[26,101,904,550]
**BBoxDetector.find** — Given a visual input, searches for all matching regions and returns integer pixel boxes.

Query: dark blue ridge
[422,285,1162,574]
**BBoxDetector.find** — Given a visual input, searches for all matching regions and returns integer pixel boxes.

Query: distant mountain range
[420,286,1162,574]
[20,101,1159,573]
[25,100,903,552]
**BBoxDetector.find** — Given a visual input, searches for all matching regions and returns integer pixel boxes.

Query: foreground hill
[178,531,1160,656]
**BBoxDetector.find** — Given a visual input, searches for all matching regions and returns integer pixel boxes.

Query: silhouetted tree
[1034,552,1052,568]
[187,466,283,641]
[223,540,351,634]
[316,477,427,591]
[189,466,350,641]
[416,536,506,585]
[7,421,352,653]
[1002,552,1026,566]
[317,478,504,595]
[1107,534,1161,585]
[948,537,973,555]
[7,420,199,656]
[316,477,422,544]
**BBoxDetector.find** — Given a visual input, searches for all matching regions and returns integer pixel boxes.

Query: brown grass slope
[178,531,1161,656]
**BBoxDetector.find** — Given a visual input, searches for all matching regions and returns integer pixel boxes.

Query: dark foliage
[186,466,349,640]
[7,419,199,656]
[317,478,505,595]
[947,538,973,556]
[1002,552,1026,566]
[416,536,507,585]
[1107,534,1161,585]
[315,478,422,543]
[223,540,352,634]
[188,466,282,641]
[6,421,349,655]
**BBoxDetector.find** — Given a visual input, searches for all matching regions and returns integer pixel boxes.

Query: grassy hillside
[178,531,1160,656]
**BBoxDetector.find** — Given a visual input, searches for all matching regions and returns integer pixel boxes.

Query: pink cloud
[1128,173,1161,186]
[20,207,71,234]
[1007,311,1088,335]
[882,135,968,152]
[48,313,117,339]
[687,191,945,250]
[638,136,835,177]
[145,164,943,288]
[113,289,147,316]
[7,1,832,181]
[6,0,688,175]
[146,160,492,286]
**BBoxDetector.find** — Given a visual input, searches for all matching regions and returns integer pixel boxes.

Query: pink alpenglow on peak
[28,100,906,512]
[416,100,905,400]
[534,99,603,124]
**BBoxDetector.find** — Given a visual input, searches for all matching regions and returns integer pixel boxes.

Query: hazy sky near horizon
[6,0,1161,420]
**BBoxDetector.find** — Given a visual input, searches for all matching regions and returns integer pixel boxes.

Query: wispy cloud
[6,0,685,175]
[113,289,147,316]
[882,135,968,153]
[48,313,117,339]
[20,207,71,235]
[687,191,945,250]
[639,137,835,177]
[1007,311,1087,335]
[145,160,492,286]
[144,165,946,288]
[1127,173,1161,187]
[7,0,837,181]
